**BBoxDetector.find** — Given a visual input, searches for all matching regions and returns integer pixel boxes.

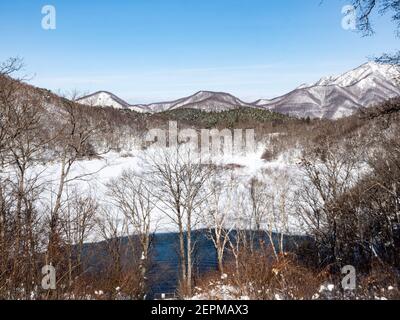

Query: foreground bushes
[191,246,400,300]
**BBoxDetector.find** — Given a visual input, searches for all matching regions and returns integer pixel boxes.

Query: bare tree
[350,0,400,37]
[143,145,212,296]
[298,141,362,266]
[345,0,400,64]
[96,207,147,300]
[0,58,24,159]
[248,177,269,252]
[107,169,156,297]
[46,94,101,266]
[201,171,240,275]
[246,171,293,260]
[0,58,51,299]
[60,188,98,289]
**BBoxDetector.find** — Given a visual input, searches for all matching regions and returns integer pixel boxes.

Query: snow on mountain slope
[132,91,258,113]
[260,84,364,119]
[78,62,400,119]
[78,90,257,113]
[254,98,271,106]
[77,91,147,113]
[258,62,400,119]
[314,62,399,87]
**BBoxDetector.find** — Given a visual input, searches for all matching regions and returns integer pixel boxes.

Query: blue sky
[0,0,398,103]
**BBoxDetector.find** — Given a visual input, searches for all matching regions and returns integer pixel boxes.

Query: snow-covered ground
[2,141,307,240]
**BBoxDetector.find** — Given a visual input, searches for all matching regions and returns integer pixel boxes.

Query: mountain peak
[77,61,400,119]
[313,61,400,88]
[136,90,256,113]
[78,91,129,109]
[191,90,236,99]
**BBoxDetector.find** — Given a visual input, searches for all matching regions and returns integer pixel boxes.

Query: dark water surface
[82,230,308,299]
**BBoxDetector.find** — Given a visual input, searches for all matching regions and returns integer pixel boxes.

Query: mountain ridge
[77,62,400,119]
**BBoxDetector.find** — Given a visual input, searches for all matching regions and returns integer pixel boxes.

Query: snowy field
[3,142,306,241]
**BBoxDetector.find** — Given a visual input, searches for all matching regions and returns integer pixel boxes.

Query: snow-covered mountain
[256,62,400,119]
[77,91,146,113]
[314,62,399,87]
[78,90,258,113]
[137,90,257,113]
[78,62,400,119]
